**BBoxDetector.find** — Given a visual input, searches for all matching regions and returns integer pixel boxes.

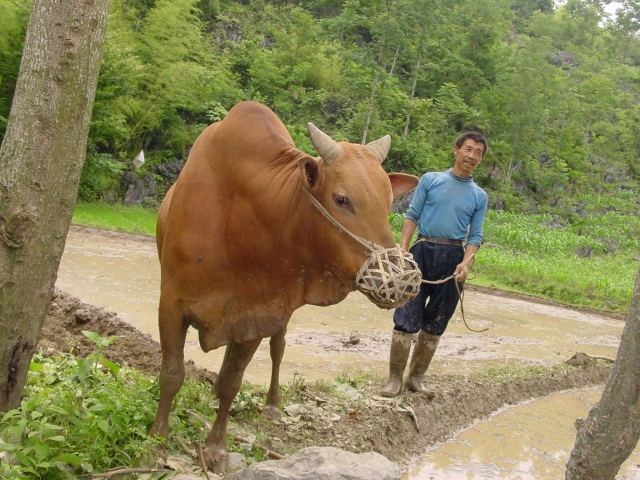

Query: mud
[38,288,612,469]
[44,225,626,473]
[408,387,640,479]
[57,226,624,386]
[40,289,216,384]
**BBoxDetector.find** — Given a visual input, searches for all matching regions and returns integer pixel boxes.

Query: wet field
[407,387,640,479]
[56,227,637,479]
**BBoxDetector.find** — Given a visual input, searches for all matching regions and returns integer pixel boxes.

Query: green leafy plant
[0,336,163,478]
[77,330,121,380]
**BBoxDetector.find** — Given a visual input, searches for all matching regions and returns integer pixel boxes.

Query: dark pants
[393,241,464,336]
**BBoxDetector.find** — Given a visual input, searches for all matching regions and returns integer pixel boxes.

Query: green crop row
[389,210,639,312]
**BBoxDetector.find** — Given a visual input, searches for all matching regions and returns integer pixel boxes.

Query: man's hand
[455,244,479,283]
[454,262,470,282]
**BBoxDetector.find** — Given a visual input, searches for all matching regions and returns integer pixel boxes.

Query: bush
[78,153,126,202]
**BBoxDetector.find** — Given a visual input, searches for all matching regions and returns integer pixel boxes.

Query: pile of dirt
[38,289,612,467]
[229,364,611,466]
[40,288,216,384]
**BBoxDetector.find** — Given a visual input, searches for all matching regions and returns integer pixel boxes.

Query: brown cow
[149,101,418,472]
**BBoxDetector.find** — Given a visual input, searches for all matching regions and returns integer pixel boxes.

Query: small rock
[284,404,307,417]
[229,452,247,470]
[343,334,360,346]
[174,475,221,480]
[574,245,593,259]
[566,352,595,368]
[542,218,565,229]
[74,308,94,324]
[224,446,402,480]
[166,456,196,474]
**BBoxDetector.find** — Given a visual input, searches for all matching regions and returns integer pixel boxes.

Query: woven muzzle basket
[355,246,422,309]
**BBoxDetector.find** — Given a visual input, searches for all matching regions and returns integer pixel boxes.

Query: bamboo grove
[1,0,640,214]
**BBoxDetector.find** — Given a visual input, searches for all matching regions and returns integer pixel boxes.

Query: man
[381,132,488,398]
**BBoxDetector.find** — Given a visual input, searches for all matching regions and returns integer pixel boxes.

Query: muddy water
[407,387,640,479]
[56,228,634,478]
[56,228,623,385]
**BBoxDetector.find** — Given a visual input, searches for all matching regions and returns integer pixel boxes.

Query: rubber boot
[380,331,413,397]
[405,330,440,399]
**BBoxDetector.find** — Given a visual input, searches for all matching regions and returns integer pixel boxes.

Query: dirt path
[39,287,613,467]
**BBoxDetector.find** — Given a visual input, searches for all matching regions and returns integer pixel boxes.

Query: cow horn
[307,122,343,164]
[366,135,391,164]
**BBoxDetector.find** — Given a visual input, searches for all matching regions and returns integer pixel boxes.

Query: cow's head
[298,123,419,293]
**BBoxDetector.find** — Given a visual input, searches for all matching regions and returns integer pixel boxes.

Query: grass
[72,202,157,236]
[389,200,638,312]
[72,201,638,312]
[472,210,639,312]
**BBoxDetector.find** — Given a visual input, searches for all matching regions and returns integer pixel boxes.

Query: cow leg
[211,343,233,397]
[263,326,287,421]
[149,301,189,441]
[203,338,261,473]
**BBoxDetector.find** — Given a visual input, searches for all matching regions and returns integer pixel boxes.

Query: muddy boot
[380,331,413,397]
[405,330,440,399]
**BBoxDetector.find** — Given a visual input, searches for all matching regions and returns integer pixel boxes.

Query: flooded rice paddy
[407,387,640,479]
[55,227,638,478]
[56,227,623,384]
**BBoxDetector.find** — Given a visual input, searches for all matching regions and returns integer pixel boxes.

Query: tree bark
[0,0,110,410]
[565,267,640,479]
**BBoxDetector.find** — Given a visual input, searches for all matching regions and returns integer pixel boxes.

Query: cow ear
[388,173,419,198]
[298,156,321,190]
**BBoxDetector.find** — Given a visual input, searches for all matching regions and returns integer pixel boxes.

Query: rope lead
[301,181,487,332]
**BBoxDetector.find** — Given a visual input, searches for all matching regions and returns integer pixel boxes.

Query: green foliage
[471,362,577,382]
[0,342,343,478]
[3,0,639,208]
[72,201,158,235]
[78,153,126,202]
[475,208,638,311]
[0,0,29,142]
[389,206,638,312]
[0,351,162,478]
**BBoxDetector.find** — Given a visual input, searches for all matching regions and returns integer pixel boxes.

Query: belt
[418,235,463,247]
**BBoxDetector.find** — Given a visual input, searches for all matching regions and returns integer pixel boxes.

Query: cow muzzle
[301,184,422,309]
[355,245,422,309]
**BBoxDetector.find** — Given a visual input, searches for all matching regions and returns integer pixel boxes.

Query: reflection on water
[407,387,640,480]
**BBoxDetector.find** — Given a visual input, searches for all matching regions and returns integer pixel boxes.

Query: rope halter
[301,185,422,309]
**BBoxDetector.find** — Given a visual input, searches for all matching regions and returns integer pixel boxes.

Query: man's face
[453,139,484,177]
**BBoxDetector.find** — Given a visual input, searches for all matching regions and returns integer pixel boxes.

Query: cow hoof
[263,405,282,421]
[203,445,229,473]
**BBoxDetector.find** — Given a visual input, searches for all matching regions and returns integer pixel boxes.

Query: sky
[555,1,623,17]
[605,1,623,17]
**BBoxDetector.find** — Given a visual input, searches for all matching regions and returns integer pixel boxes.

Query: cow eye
[333,195,351,209]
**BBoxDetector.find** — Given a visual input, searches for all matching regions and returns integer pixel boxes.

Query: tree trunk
[565,268,640,479]
[402,54,421,141]
[362,69,381,145]
[388,47,399,76]
[506,123,519,184]
[0,0,110,410]
[362,0,393,145]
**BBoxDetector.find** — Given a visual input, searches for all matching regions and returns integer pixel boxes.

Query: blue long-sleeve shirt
[405,169,488,246]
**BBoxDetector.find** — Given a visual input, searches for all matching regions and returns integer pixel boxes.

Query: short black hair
[455,132,488,156]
